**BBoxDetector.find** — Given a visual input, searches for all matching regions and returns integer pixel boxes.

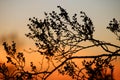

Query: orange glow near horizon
[0,0,120,80]
[0,43,120,80]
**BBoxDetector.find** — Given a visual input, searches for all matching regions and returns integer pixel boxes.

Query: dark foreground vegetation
[0,6,120,80]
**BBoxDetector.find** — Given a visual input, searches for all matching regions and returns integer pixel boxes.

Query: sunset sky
[0,0,120,80]
[0,0,120,45]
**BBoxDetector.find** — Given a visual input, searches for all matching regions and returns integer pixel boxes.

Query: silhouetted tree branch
[0,6,120,80]
[107,18,120,40]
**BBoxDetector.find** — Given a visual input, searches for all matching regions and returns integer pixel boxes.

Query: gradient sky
[0,0,120,45]
[0,0,120,79]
